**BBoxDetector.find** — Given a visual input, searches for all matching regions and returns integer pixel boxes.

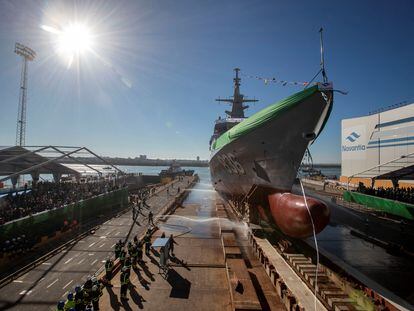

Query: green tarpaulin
[212,85,319,151]
[343,191,414,220]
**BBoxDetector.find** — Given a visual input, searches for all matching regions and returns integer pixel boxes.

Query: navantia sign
[342,125,366,153]
[342,144,366,152]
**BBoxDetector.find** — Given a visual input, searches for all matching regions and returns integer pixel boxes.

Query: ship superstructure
[209,68,258,148]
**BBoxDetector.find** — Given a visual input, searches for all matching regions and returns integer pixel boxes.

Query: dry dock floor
[99,195,285,310]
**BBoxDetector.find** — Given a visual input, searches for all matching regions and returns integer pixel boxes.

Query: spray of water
[299,179,319,311]
[184,189,216,193]
[196,182,215,188]
[158,214,250,236]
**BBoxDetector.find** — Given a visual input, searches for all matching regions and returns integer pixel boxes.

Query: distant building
[139,155,147,160]
[196,156,200,161]
[341,103,414,188]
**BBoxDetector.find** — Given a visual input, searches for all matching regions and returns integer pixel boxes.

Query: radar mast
[216,68,258,118]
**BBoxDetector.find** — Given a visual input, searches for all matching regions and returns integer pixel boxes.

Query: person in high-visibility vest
[83,276,93,307]
[120,267,130,300]
[74,285,84,311]
[91,284,102,311]
[169,234,178,257]
[127,241,134,256]
[130,244,138,267]
[119,248,126,266]
[105,258,114,287]
[148,211,154,226]
[136,241,143,264]
[114,241,121,259]
[144,234,151,255]
[64,292,75,310]
[124,256,132,273]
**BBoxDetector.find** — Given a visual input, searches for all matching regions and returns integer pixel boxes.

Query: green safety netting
[212,85,320,151]
[0,188,129,242]
[343,191,414,220]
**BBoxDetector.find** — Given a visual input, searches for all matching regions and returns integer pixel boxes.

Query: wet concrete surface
[99,171,285,310]
[292,185,414,305]
[99,175,234,311]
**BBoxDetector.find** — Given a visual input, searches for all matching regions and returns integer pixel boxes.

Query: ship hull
[209,85,333,237]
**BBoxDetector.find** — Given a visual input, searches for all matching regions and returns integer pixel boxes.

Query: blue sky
[0,0,413,163]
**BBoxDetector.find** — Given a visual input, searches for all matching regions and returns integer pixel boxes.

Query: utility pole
[15,43,36,146]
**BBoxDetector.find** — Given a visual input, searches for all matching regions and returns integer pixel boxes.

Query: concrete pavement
[0,177,194,310]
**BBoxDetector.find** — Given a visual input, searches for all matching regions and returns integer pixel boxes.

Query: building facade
[340,103,414,187]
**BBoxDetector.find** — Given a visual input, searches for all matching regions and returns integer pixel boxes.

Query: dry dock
[1,173,407,311]
[98,179,286,310]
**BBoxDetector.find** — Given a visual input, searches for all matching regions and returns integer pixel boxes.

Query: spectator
[0,180,123,224]
[356,183,414,205]
[0,234,34,259]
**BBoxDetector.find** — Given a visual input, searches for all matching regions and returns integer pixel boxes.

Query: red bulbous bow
[268,192,330,238]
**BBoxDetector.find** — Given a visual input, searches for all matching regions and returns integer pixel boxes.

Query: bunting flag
[242,73,312,87]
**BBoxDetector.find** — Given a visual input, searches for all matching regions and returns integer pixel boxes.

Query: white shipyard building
[340,103,414,188]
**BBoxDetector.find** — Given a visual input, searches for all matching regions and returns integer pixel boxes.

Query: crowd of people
[55,185,176,310]
[56,276,103,311]
[356,183,414,204]
[0,180,123,225]
[0,234,34,259]
[55,229,176,310]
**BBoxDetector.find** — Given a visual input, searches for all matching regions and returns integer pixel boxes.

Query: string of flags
[242,73,312,87]
[243,73,349,95]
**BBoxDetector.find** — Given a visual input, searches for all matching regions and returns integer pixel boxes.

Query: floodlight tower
[14,43,36,146]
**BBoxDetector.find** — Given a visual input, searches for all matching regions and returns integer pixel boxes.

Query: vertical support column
[53,172,62,183]
[11,175,19,190]
[31,171,40,186]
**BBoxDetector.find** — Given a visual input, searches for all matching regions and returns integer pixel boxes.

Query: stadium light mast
[14,43,36,147]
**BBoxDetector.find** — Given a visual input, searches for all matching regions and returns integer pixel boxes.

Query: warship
[209,65,333,238]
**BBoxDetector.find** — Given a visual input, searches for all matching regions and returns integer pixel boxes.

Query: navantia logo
[342,131,365,152]
[345,132,360,142]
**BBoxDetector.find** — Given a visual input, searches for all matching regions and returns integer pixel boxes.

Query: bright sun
[42,23,94,68]
[58,24,92,55]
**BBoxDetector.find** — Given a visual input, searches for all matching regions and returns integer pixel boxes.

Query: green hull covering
[343,191,414,220]
[212,85,320,151]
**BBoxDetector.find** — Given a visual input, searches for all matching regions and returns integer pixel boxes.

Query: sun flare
[42,23,94,68]
[58,24,92,55]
